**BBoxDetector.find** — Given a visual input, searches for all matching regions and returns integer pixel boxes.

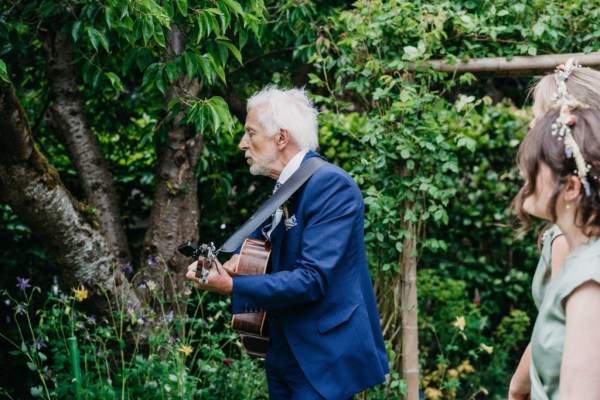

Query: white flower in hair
[546,58,592,196]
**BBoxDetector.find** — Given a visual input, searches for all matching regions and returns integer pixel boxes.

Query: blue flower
[16,277,31,291]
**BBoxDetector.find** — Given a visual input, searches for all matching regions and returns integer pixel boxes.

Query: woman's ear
[563,175,583,202]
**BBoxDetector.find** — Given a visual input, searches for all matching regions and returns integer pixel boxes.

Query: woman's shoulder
[558,237,600,300]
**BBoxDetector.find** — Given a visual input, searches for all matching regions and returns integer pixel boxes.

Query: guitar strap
[218,157,326,254]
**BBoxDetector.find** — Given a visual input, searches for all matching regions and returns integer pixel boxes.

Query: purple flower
[86,315,97,325]
[35,338,47,350]
[16,277,31,291]
[166,311,174,324]
[121,263,133,276]
[147,256,158,267]
[42,369,53,380]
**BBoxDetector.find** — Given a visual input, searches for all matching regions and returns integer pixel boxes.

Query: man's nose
[239,134,249,150]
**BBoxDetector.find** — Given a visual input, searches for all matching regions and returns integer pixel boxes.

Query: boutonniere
[282,197,297,230]
[284,214,297,230]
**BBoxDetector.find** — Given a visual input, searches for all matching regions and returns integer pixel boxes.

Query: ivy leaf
[403,46,420,61]
[532,21,545,37]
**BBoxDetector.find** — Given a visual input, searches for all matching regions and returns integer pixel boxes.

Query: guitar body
[226,238,271,358]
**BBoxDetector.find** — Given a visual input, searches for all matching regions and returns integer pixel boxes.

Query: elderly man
[187,86,388,399]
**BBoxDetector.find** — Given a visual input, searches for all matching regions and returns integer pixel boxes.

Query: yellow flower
[72,285,88,302]
[424,387,443,400]
[458,359,475,373]
[480,343,494,354]
[179,345,193,357]
[453,316,466,331]
[447,368,459,378]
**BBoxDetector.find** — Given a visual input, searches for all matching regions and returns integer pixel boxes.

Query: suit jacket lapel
[270,221,285,272]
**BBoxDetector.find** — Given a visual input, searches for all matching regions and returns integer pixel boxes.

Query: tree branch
[409,51,600,77]
[0,79,142,317]
[44,31,131,263]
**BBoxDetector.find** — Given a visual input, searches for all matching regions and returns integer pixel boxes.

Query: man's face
[239,108,278,177]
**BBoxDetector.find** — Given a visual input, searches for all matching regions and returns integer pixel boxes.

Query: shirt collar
[277,150,307,185]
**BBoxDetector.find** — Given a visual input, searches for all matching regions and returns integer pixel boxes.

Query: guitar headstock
[177,242,217,259]
[177,242,218,282]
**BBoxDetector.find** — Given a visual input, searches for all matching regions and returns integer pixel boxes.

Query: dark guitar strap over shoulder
[218,157,326,254]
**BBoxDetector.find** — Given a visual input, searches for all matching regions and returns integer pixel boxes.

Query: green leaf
[218,40,243,65]
[222,0,244,15]
[176,0,188,17]
[154,26,166,48]
[208,103,221,130]
[532,21,545,37]
[30,386,44,397]
[71,21,82,42]
[0,59,9,82]
[403,46,420,60]
[142,63,159,87]
[87,28,110,53]
[105,72,124,91]
[196,13,207,43]
[184,52,198,78]
[156,69,167,96]
[198,55,214,84]
[142,16,154,45]
[105,7,116,27]
[164,61,178,83]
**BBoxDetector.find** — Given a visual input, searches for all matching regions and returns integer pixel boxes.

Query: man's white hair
[247,85,319,151]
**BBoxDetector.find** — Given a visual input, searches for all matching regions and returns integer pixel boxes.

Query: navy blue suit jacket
[231,152,389,399]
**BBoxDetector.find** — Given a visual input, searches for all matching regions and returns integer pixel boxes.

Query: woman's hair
[530,66,600,118]
[514,107,600,237]
[246,85,319,151]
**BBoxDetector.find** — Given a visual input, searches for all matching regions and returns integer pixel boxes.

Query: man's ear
[563,175,583,202]
[277,129,290,147]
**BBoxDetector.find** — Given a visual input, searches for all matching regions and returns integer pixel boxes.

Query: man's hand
[186,257,233,295]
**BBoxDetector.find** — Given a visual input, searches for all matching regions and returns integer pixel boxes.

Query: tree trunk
[399,216,419,400]
[140,25,203,316]
[410,51,600,76]
[44,31,131,264]
[0,80,141,317]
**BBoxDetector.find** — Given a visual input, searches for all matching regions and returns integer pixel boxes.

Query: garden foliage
[1,0,600,399]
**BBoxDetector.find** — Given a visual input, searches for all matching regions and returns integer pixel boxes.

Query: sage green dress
[530,236,600,400]
[531,225,563,310]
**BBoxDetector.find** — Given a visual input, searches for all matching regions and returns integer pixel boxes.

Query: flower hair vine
[551,100,592,196]
[552,58,581,102]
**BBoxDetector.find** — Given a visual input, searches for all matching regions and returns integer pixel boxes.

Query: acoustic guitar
[178,238,271,358]
[224,238,271,358]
